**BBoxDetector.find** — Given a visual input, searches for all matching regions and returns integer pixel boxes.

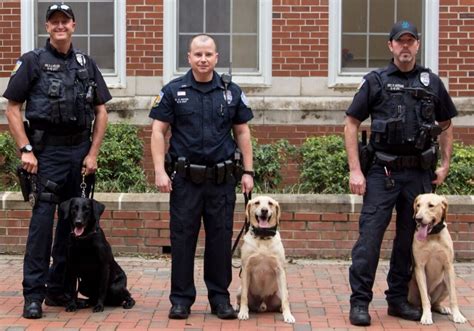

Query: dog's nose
[261,208,268,216]
[74,220,83,227]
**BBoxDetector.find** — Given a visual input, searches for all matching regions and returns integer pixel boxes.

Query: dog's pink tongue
[259,218,271,228]
[416,224,429,241]
[74,227,84,237]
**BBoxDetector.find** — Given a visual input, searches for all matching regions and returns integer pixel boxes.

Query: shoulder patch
[241,92,249,107]
[11,60,22,76]
[152,91,164,108]
[357,78,366,90]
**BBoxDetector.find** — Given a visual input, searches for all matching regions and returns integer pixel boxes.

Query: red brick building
[0,0,473,184]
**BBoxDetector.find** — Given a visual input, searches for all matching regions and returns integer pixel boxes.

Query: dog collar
[429,218,446,235]
[250,225,278,239]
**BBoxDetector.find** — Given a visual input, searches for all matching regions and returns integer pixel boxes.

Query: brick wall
[126,0,163,77]
[0,1,472,96]
[1,193,473,260]
[272,0,329,77]
[0,1,20,78]
[439,0,474,97]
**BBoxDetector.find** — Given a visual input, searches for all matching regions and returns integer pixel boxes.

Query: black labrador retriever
[60,197,135,312]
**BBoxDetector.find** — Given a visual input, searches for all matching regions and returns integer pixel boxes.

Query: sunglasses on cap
[46,3,75,21]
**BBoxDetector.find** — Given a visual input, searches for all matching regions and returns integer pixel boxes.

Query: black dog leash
[81,173,96,199]
[231,192,251,268]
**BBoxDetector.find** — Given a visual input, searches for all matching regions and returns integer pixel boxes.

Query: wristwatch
[243,170,255,177]
[19,144,33,153]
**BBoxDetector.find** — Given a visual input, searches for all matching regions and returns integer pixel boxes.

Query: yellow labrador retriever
[236,196,295,324]
[408,193,466,325]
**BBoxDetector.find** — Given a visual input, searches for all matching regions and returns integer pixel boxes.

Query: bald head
[188,34,217,52]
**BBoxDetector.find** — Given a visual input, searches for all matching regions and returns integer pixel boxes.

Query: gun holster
[16,166,32,202]
[358,143,375,176]
[420,145,438,171]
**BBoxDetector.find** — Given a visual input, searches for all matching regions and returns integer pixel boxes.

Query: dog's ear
[441,196,448,220]
[91,199,105,223]
[59,199,72,220]
[413,195,420,218]
[274,200,281,222]
[246,198,253,220]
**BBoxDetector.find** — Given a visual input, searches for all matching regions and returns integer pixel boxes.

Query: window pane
[341,0,423,72]
[177,0,259,73]
[214,35,230,68]
[342,0,366,33]
[341,35,366,68]
[233,0,257,33]
[179,0,203,32]
[71,2,88,35]
[206,0,230,33]
[369,0,394,33]
[91,2,114,34]
[90,37,114,72]
[232,36,257,71]
[178,35,189,68]
[73,36,88,54]
[368,35,391,68]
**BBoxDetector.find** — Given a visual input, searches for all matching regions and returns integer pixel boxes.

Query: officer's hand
[82,154,98,176]
[432,166,448,186]
[349,170,366,195]
[241,173,254,194]
[155,171,172,193]
[21,152,38,174]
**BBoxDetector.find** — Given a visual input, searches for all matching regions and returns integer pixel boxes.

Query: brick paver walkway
[0,255,472,330]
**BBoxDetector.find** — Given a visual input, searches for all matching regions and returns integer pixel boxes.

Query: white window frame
[163,0,272,86]
[328,0,439,87]
[21,0,126,88]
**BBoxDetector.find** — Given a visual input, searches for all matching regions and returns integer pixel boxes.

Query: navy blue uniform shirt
[346,61,457,123]
[149,70,253,165]
[3,39,112,106]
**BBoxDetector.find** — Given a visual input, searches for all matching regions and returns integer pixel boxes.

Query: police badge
[224,90,232,104]
[420,72,430,87]
[76,53,87,67]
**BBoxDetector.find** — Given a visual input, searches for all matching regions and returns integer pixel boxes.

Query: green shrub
[436,142,473,195]
[252,139,296,193]
[299,135,349,193]
[0,131,19,191]
[96,123,153,192]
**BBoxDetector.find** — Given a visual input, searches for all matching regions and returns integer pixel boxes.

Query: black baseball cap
[46,3,75,22]
[389,20,418,41]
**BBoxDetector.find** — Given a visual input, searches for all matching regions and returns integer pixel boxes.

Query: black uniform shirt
[3,39,112,106]
[149,70,253,165]
[346,61,458,123]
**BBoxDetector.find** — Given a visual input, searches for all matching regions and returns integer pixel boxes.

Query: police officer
[344,21,457,326]
[3,3,110,319]
[150,34,254,320]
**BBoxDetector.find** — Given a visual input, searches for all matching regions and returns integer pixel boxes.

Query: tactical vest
[25,48,95,130]
[369,67,439,154]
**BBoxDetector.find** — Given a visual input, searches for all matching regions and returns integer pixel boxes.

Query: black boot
[349,305,371,326]
[387,301,421,321]
[211,302,237,320]
[23,300,42,319]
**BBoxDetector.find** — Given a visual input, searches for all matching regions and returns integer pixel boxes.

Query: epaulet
[32,48,46,56]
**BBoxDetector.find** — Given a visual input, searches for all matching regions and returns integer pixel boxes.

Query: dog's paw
[123,298,136,309]
[451,310,467,324]
[65,302,77,312]
[92,304,105,313]
[432,305,450,315]
[283,311,296,324]
[420,312,433,325]
[238,306,249,320]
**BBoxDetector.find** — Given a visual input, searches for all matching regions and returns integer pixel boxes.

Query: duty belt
[375,151,421,170]
[44,130,90,146]
[171,157,236,185]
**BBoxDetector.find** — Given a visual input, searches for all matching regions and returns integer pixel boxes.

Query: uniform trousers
[169,174,236,307]
[349,163,432,307]
[23,140,91,302]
